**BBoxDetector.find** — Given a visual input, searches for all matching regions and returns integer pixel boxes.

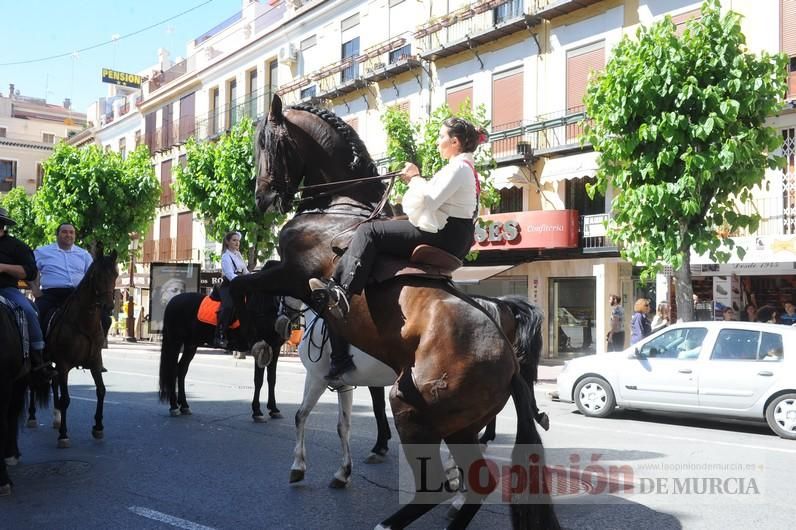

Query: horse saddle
[371,244,463,284]
[196,296,240,329]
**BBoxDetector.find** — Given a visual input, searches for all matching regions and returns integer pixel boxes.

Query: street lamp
[126,234,139,342]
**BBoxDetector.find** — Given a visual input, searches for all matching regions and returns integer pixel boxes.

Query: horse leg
[289,374,327,484]
[5,381,26,464]
[89,366,106,439]
[26,386,37,428]
[0,383,11,495]
[56,367,71,448]
[365,386,390,464]
[330,387,354,489]
[377,397,449,530]
[266,343,281,418]
[51,377,61,430]
[251,364,266,422]
[443,432,491,529]
[479,419,496,446]
[176,345,197,415]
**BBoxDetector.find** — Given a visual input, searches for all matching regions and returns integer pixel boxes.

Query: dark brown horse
[45,247,118,448]
[231,95,559,529]
[0,302,50,495]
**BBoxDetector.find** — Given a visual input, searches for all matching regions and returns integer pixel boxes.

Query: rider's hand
[400,162,420,183]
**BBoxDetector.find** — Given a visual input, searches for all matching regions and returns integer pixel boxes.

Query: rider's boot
[325,338,355,382]
[215,322,229,349]
[308,278,350,320]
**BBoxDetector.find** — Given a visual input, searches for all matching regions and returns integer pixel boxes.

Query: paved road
[3,342,794,529]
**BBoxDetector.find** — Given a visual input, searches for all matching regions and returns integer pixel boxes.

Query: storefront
[454,209,632,360]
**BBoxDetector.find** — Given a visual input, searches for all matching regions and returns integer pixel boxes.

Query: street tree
[583,0,787,321]
[173,117,284,269]
[0,186,46,248]
[382,102,499,210]
[37,143,160,261]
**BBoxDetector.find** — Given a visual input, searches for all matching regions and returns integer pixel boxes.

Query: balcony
[359,34,422,83]
[147,59,189,94]
[580,213,617,253]
[489,106,588,161]
[142,239,157,264]
[159,184,174,207]
[733,194,796,237]
[416,0,539,61]
[157,238,174,262]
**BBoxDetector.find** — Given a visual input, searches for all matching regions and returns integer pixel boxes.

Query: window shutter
[160,159,173,206]
[783,0,796,56]
[179,92,195,143]
[176,212,193,261]
[446,84,473,115]
[158,215,172,261]
[671,8,701,36]
[492,69,523,130]
[566,43,604,113]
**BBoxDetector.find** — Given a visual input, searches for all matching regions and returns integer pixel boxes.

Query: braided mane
[289,103,379,178]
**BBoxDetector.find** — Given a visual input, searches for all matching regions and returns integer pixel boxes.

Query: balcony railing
[147,59,189,93]
[142,238,200,263]
[489,106,588,160]
[733,194,796,237]
[580,213,617,253]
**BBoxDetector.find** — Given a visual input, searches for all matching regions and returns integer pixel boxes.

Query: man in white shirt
[33,223,94,330]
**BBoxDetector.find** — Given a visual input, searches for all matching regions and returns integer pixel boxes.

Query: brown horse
[45,246,118,448]
[0,302,50,495]
[230,95,559,529]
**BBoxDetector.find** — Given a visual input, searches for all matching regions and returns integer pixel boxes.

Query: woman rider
[216,231,250,348]
[309,117,485,379]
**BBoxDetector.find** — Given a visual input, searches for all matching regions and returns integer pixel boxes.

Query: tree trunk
[248,243,257,271]
[674,221,694,322]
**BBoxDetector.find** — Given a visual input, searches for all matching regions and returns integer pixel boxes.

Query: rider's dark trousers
[218,283,235,329]
[35,287,74,333]
[332,217,474,295]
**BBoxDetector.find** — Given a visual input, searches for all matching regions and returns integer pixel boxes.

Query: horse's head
[86,246,119,311]
[255,94,381,214]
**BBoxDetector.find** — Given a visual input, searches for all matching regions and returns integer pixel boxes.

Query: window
[711,329,784,361]
[639,327,708,360]
[446,84,472,115]
[134,129,142,148]
[227,79,238,129]
[494,0,522,24]
[247,69,258,119]
[492,68,523,158]
[566,177,605,215]
[160,159,173,206]
[119,137,126,160]
[36,163,44,189]
[341,14,360,83]
[176,212,193,261]
[42,132,55,144]
[144,112,157,152]
[491,187,523,214]
[210,87,220,135]
[0,160,16,192]
[299,35,318,77]
[268,60,278,96]
[300,85,317,100]
[161,103,173,148]
[566,42,604,140]
[0,127,6,138]
[178,92,195,143]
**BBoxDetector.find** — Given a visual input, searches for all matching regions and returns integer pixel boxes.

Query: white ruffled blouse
[401,153,479,233]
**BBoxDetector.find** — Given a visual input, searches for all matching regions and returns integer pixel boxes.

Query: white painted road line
[70,395,121,405]
[128,506,217,530]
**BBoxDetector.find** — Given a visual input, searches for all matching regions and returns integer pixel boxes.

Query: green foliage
[0,187,46,247]
[174,117,284,267]
[584,0,787,279]
[381,100,499,210]
[37,143,160,261]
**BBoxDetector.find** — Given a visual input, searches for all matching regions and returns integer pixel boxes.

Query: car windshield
[639,327,708,359]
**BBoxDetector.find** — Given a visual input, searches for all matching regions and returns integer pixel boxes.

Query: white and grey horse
[290,307,396,488]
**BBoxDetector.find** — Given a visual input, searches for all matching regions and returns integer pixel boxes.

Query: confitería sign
[101,68,142,88]
[473,210,579,250]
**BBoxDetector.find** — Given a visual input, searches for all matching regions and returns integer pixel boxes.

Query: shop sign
[200,270,224,289]
[473,210,579,250]
[101,68,142,88]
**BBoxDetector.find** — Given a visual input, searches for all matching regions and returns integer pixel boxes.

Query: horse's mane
[289,103,379,178]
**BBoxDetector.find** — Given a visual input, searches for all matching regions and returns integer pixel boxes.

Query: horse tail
[509,373,560,530]
[158,302,181,403]
[497,295,543,385]
[28,375,51,411]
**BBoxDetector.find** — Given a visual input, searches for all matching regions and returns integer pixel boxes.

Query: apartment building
[0,84,86,195]
[83,0,796,354]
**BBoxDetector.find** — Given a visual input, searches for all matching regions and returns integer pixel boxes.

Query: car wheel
[574,377,615,418]
[765,393,796,440]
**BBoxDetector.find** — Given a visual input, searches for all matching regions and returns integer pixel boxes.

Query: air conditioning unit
[278,43,298,65]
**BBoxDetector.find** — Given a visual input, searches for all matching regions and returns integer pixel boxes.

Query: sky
[0,0,241,113]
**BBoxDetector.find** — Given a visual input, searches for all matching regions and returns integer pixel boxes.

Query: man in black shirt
[0,207,50,375]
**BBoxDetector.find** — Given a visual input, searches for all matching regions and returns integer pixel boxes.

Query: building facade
[74,0,796,351]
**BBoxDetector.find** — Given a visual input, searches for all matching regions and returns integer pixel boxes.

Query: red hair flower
[478,132,488,145]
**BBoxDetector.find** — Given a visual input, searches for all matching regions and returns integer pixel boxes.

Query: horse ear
[269,94,284,125]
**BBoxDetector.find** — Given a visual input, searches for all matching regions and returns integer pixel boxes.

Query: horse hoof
[4,456,19,466]
[0,484,10,497]
[539,413,550,431]
[269,411,283,419]
[180,407,192,416]
[57,438,71,449]
[169,408,181,417]
[364,453,386,464]
[289,469,305,483]
[329,477,350,489]
[92,428,104,440]
[252,414,267,423]
[26,419,38,428]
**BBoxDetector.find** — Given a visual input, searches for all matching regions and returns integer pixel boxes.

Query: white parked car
[555,321,796,439]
